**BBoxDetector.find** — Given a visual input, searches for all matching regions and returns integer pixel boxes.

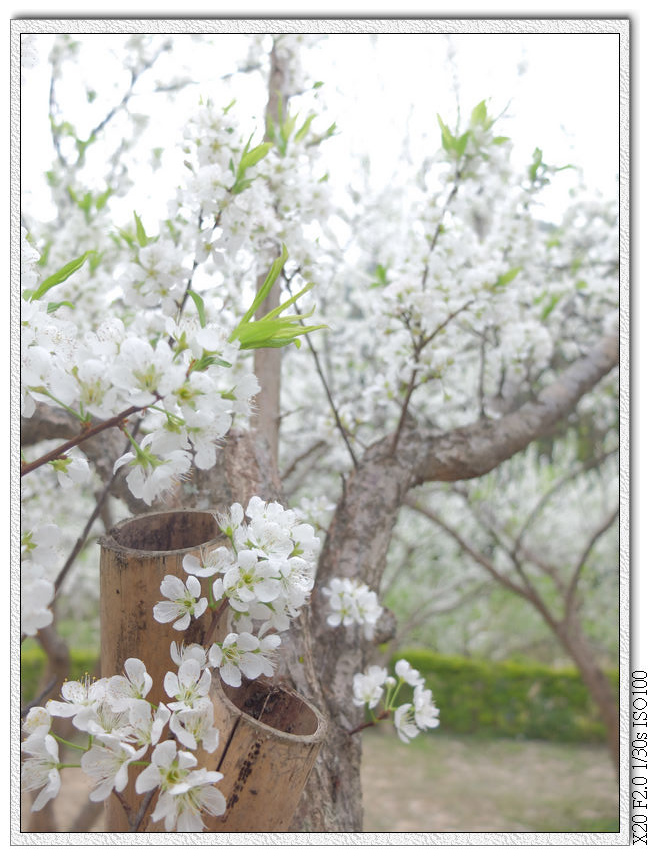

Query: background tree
[19,32,619,832]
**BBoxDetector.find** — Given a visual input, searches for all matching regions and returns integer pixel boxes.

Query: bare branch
[405,496,531,602]
[300,327,359,469]
[565,506,619,617]
[390,299,473,457]
[412,331,619,484]
[281,439,328,482]
[20,403,144,477]
[512,447,618,558]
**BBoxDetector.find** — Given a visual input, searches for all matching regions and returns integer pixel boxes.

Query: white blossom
[164,658,212,710]
[106,658,154,711]
[352,666,388,710]
[21,734,61,811]
[153,574,208,631]
[151,767,226,831]
[81,739,148,802]
[394,659,425,688]
[393,703,420,744]
[169,701,220,753]
[208,631,280,687]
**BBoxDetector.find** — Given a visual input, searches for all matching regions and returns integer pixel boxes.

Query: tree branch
[20,403,144,477]
[512,447,618,559]
[565,506,619,618]
[412,331,619,484]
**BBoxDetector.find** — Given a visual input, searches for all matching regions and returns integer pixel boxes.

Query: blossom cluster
[352,659,440,743]
[21,656,226,831]
[21,287,261,506]
[322,577,383,640]
[20,522,62,637]
[153,496,320,686]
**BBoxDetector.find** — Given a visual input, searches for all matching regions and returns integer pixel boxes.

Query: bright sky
[20,31,620,227]
[313,32,620,215]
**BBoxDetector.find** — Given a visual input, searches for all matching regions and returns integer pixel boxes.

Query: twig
[512,448,618,559]
[292,299,359,469]
[20,403,147,477]
[565,506,619,617]
[20,677,58,719]
[53,432,139,594]
[390,300,473,457]
[281,439,327,482]
[133,788,158,833]
[348,710,389,735]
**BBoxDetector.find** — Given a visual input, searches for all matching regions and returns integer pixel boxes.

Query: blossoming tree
[19,32,619,832]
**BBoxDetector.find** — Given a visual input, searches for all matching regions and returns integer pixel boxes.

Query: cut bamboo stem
[99,508,327,833]
[99,509,224,831]
[204,677,327,832]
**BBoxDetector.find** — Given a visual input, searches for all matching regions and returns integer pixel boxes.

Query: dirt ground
[360,727,620,833]
[19,729,620,835]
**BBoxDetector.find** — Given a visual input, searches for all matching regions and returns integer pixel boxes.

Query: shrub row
[21,644,617,745]
[394,649,619,744]
[20,646,99,708]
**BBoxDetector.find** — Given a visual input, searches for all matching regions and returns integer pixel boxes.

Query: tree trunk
[287,437,418,830]
[556,618,620,772]
[252,39,292,477]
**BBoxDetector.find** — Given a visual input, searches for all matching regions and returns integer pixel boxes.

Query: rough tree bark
[556,616,620,773]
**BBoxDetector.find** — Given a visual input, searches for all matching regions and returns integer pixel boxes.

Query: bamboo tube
[99,509,327,833]
[99,509,224,830]
[204,677,327,832]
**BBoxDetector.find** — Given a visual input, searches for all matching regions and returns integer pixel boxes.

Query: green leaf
[231,139,271,194]
[47,300,75,314]
[28,250,95,301]
[37,239,53,268]
[455,130,470,158]
[495,266,522,287]
[192,353,232,372]
[232,317,326,350]
[437,115,456,154]
[281,113,298,144]
[529,147,544,183]
[88,250,104,275]
[294,112,316,144]
[239,140,272,172]
[75,132,96,162]
[256,281,314,323]
[95,187,113,211]
[134,212,149,247]
[230,248,327,350]
[371,263,389,287]
[187,289,207,327]
[470,100,488,127]
[237,245,289,328]
[541,293,561,320]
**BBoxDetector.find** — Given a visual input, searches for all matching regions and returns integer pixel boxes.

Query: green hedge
[394,649,619,744]
[20,645,99,707]
[21,644,618,745]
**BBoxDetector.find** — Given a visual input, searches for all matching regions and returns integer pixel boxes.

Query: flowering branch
[20,403,146,477]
